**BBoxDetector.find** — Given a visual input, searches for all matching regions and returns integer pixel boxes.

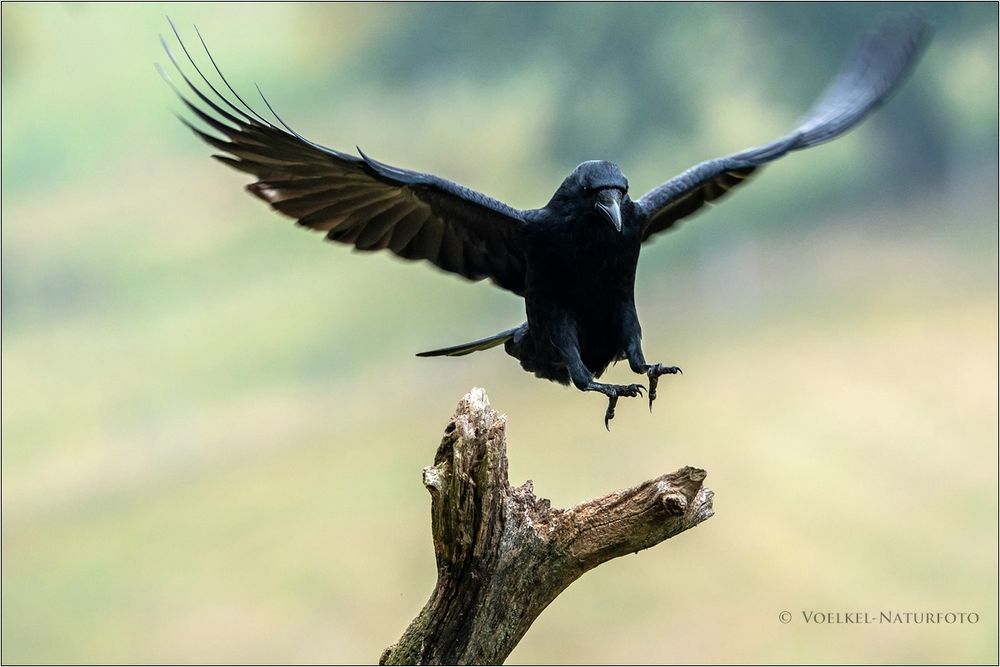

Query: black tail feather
[417,326,522,358]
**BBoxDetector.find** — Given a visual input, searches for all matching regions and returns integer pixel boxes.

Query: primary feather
[635,16,931,241]
[160,20,529,295]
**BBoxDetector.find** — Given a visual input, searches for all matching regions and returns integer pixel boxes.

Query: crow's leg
[564,347,644,430]
[625,338,682,412]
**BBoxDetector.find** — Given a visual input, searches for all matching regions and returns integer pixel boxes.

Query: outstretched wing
[160,22,529,295]
[636,17,931,243]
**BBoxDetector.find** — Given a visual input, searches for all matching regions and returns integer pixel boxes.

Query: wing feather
[387,208,431,253]
[161,24,528,294]
[636,17,930,243]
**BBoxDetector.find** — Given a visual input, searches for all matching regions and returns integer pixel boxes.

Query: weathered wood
[381,388,714,665]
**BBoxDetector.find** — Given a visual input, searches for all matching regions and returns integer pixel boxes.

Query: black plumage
[161,17,930,427]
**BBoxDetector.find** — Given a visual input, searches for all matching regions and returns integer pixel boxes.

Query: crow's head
[553,160,630,232]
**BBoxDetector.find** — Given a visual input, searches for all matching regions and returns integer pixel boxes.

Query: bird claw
[646,364,682,412]
[619,382,645,398]
[605,395,618,430]
[603,383,646,429]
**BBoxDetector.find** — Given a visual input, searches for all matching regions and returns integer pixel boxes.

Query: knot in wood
[659,491,689,516]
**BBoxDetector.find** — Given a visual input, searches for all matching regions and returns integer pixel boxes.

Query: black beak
[595,188,623,232]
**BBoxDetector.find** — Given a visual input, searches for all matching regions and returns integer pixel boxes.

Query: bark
[381,388,714,665]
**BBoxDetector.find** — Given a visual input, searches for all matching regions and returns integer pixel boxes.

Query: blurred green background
[2,2,997,664]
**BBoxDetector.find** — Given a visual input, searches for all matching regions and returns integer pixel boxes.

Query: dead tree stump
[380,388,714,665]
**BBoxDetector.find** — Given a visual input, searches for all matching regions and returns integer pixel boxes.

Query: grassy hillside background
[2,3,997,663]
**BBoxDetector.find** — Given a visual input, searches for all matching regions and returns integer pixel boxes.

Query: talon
[645,363,683,413]
[604,395,619,430]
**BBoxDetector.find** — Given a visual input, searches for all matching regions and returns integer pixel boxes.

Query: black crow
[160,17,930,428]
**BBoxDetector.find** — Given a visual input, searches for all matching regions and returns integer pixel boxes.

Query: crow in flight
[161,17,929,428]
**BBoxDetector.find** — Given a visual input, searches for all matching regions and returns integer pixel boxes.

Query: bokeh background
[2,2,997,664]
